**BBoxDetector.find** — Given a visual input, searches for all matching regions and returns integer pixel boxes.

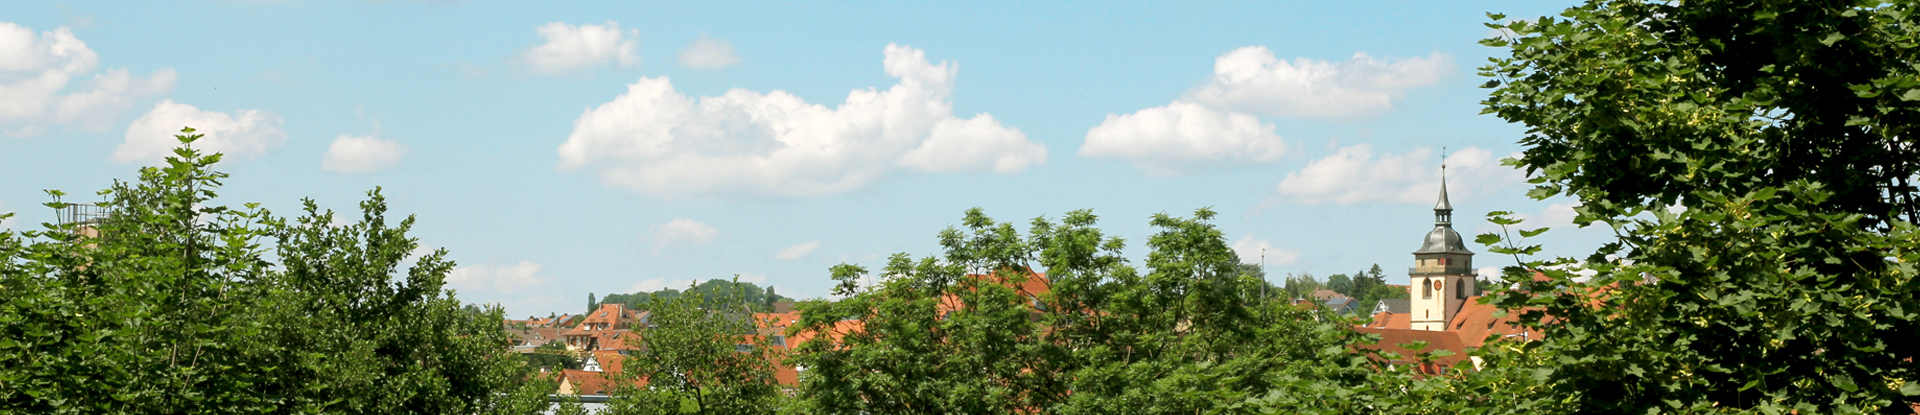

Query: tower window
[1438,258,1448,266]
[1421,278,1431,299]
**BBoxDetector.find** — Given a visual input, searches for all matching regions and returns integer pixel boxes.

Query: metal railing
[55,203,111,227]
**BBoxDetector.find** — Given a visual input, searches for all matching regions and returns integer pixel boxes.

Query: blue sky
[1,0,1610,318]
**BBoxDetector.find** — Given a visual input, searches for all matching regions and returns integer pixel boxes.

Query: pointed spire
[1434,149,1453,225]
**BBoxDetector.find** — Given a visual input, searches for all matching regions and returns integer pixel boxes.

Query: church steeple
[1434,164,1453,225]
[1415,161,1470,255]
[1409,153,1476,332]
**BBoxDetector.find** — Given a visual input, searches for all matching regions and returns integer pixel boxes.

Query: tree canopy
[1480,0,1920,412]
[0,129,550,414]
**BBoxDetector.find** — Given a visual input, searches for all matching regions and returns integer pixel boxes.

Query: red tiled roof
[589,350,627,373]
[592,329,640,351]
[1444,296,1545,347]
[1310,289,1349,301]
[1353,327,1471,374]
[557,370,616,396]
[1363,311,1412,330]
[581,304,628,326]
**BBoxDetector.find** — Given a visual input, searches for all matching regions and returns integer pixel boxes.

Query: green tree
[1325,272,1353,296]
[788,209,1061,413]
[526,342,581,372]
[1281,272,1323,300]
[605,277,785,415]
[1481,0,1920,412]
[788,208,1386,414]
[0,129,548,414]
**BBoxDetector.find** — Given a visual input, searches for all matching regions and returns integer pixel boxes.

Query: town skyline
[0,0,1611,318]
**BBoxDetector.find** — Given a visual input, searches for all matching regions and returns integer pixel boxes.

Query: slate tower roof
[1414,165,1473,255]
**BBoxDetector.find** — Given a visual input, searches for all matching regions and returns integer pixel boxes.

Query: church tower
[1409,165,1476,331]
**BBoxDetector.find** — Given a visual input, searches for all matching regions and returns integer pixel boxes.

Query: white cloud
[519,21,639,74]
[677,35,740,69]
[774,241,821,260]
[447,260,546,294]
[626,278,698,293]
[115,100,286,164]
[322,134,409,173]
[1080,100,1286,176]
[558,44,1046,198]
[1537,202,1579,230]
[1080,47,1447,175]
[1272,145,1520,205]
[1183,46,1451,119]
[646,219,719,253]
[1231,234,1300,266]
[0,23,174,136]
[1477,266,1500,279]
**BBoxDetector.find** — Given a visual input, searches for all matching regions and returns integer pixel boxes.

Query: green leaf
[1898,381,1920,396]
[1820,32,1846,45]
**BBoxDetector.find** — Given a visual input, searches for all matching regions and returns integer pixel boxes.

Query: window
[1421,278,1431,299]
[1438,258,1449,266]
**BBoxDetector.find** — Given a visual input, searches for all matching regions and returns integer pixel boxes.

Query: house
[1372,298,1410,316]
[1323,297,1359,315]
[562,304,648,352]
[503,327,566,348]
[1308,289,1349,301]
[554,370,619,396]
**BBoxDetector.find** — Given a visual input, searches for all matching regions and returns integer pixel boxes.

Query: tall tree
[604,279,784,415]
[1481,1,1920,412]
[0,129,547,414]
[1324,273,1353,296]
[789,208,1380,414]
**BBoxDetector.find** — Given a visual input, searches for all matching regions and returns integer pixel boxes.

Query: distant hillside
[594,279,793,313]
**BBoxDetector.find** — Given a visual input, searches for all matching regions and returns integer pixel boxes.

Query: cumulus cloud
[626,278,698,293]
[322,134,409,173]
[677,35,740,69]
[1080,101,1286,176]
[1231,234,1300,266]
[0,22,174,136]
[774,241,821,260]
[559,44,1046,198]
[1184,46,1451,119]
[1081,47,1449,175]
[1477,266,1500,279]
[519,21,639,74]
[447,261,545,294]
[1272,145,1520,205]
[646,219,719,253]
[115,100,286,164]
